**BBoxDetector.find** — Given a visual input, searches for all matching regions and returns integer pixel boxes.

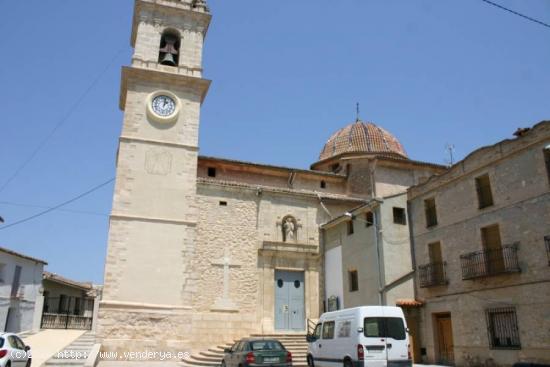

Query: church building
[97,0,446,356]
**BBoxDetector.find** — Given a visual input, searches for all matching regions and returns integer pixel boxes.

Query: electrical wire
[0,47,125,195]
[0,178,114,231]
[0,201,108,217]
[480,0,550,29]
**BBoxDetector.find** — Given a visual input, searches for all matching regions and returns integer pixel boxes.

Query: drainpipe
[407,200,419,301]
[373,204,384,306]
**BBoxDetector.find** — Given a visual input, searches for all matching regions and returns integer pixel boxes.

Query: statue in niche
[282,216,298,243]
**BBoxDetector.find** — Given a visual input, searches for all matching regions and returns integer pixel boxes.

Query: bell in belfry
[160,52,176,66]
[159,34,179,66]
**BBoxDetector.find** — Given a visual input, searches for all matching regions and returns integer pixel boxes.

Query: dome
[319,121,408,161]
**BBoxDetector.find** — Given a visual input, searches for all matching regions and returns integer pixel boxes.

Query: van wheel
[307,355,314,367]
[343,358,353,367]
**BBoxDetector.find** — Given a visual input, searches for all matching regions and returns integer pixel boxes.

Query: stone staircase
[44,332,96,367]
[181,334,308,367]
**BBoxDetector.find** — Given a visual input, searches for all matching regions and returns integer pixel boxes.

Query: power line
[0,201,108,217]
[480,0,550,30]
[0,178,114,231]
[0,47,125,195]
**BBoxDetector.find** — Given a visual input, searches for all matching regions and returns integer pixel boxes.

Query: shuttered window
[424,198,438,227]
[486,307,521,349]
[475,174,494,209]
[348,270,359,292]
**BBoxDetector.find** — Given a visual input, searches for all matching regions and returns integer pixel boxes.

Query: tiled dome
[319,121,407,161]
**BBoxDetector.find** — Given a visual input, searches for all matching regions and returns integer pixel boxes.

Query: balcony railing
[418,262,448,288]
[460,244,520,280]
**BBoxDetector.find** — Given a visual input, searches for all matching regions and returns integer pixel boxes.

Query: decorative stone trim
[259,241,320,258]
[120,135,198,151]
[100,300,192,311]
[110,213,197,226]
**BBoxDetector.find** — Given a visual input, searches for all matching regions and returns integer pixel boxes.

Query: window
[393,207,407,225]
[313,323,322,339]
[481,224,502,251]
[331,163,340,173]
[251,341,283,351]
[320,180,326,189]
[337,320,352,338]
[207,167,216,177]
[363,317,406,340]
[0,263,5,283]
[348,270,358,292]
[486,307,521,349]
[347,220,354,235]
[544,146,550,184]
[322,321,335,339]
[158,30,180,66]
[424,198,438,227]
[365,212,373,227]
[10,265,21,298]
[475,174,494,209]
[219,201,227,206]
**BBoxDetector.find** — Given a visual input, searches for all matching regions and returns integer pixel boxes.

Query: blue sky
[0,0,549,284]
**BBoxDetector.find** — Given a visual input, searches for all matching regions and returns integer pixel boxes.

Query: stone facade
[408,121,550,366]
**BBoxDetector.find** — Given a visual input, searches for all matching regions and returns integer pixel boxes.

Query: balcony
[418,262,448,288]
[460,244,520,280]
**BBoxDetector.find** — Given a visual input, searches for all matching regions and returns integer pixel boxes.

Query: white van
[306,306,411,367]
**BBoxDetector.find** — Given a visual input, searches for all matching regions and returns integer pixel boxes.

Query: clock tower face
[151,95,176,117]
[146,90,181,124]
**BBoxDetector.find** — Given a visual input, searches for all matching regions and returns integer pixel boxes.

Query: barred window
[486,307,521,349]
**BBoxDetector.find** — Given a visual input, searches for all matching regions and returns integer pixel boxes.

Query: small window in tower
[331,163,340,173]
[320,180,326,189]
[219,201,227,206]
[393,207,407,225]
[207,167,216,177]
[365,212,374,227]
[158,30,180,67]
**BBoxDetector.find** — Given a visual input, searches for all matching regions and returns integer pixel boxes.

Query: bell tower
[98,0,211,353]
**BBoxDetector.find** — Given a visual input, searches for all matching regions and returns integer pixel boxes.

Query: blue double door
[275,270,305,331]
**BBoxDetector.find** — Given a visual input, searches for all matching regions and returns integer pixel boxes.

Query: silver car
[0,333,31,367]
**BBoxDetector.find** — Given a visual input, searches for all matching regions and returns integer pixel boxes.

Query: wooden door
[436,314,454,365]
[482,224,504,273]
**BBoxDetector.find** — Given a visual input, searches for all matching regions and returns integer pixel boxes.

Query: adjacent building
[408,121,550,366]
[0,247,47,333]
[41,271,100,331]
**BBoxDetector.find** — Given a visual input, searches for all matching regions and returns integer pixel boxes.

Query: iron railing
[418,262,447,288]
[460,244,520,280]
[485,307,521,349]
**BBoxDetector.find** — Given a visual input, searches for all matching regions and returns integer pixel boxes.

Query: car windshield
[364,317,406,340]
[0,338,3,348]
[250,341,284,351]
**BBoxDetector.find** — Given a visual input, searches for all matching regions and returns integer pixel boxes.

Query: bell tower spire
[98,0,211,355]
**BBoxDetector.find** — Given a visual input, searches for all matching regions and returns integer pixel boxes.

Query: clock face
[151,95,176,117]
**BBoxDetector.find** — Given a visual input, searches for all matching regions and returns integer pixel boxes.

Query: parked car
[0,333,31,367]
[222,338,292,367]
[306,306,411,367]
